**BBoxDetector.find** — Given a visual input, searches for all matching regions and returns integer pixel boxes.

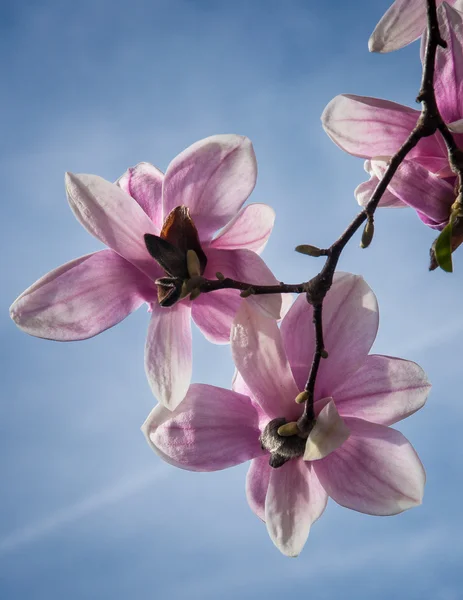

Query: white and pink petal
[370,159,454,227]
[142,383,264,471]
[204,248,283,320]
[162,135,257,242]
[117,162,164,228]
[65,173,160,280]
[314,417,425,516]
[246,455,272,521]
[355,160,406,208]
[281,273,379,398]
[265,460,328,557]
[191,288,241,344]
[321,95,445,169]
[211,203,275,254]
[10,250,155,341]
[423,2,463,123]
[370,0,441,53]
[333,354,430,426]
[145,301,193,411]
[231,301,300,421]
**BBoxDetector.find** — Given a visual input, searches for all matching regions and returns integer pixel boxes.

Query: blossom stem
[200,0,463,431]
[199,277,306,295]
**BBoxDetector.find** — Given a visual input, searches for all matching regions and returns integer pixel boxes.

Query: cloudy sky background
[1,0,462,598]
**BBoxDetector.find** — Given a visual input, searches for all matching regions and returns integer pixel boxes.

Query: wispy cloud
[0,467,167,556]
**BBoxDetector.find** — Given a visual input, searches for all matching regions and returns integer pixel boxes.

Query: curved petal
[321,95,445,168]
[371,159,454,227]
[191,288,241,344]
[281,273,378,398]
[10,250,155,341]
[246,455,272,521]
[232,369,252,396]
[355,161,406,208]
[211,204,275,254]
[303,399,350,462]
[265,460,328,557]
[145,301,192,410]
[117,162,164,229]
[333,355,431,426]
[423,3,463,123]
[163,135,257,241]
[142,383,264,471]
[369,0,435,53]
[65,173,160,280]
[205,248,283,320]
[314,417,425,516]
[231,301,300,421]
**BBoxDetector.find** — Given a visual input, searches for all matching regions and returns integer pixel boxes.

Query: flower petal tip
[368,33,384,53]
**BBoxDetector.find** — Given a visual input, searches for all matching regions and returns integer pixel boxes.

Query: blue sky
[1,0,462,598]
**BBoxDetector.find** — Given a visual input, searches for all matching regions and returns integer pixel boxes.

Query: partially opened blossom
[369,0,462,53]
[323,3,463,264]
[10,134,283,410]
[143,273,430,556]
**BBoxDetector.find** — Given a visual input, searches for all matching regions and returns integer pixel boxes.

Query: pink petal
[314,417,425,516]
[369,0,443,53]
[333,355,430,426]
[423,3,463,123]
[321,95,446,170]
[142,383,264,471]
[281,273,378,398]
[65,173,160,280]
[117,162,164,229]
[265,460,328,557]
[355,161,406,208]
[232,369,251,396]
[10,250,155,341]
[231,302,300,421]
[246,455,272,521]
[145,301,192,410]
[191,289,241,344]
[210,204,275,254]
[163,135,257,241]
[204,248,283,320]
[371,159,454,227]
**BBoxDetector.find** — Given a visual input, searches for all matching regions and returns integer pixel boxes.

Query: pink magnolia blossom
[369,0,462,53]
[10,134,284,410]
[323,3,463,232]
[143,272,430,557]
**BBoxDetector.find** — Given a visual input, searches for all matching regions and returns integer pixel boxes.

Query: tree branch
[196,0,463,433]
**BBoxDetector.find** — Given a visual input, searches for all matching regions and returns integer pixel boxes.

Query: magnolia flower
[369,0,462,53]
[143,273,430,557]
[10,134,283,410]
[323,3,463,261]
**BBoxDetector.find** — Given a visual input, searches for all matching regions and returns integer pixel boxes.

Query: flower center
[260,417,310,469]
[260,399,350,469]
[144,205,207,306]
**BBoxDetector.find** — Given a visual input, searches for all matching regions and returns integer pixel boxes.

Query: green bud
[186,249,201,278]
[295,390,309,404]
[433,221,453,273]
[295,244,323,257]
[360,218,374,249]
[216,271,225,281]
[240,287,255,298]
[277,422,300,437]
